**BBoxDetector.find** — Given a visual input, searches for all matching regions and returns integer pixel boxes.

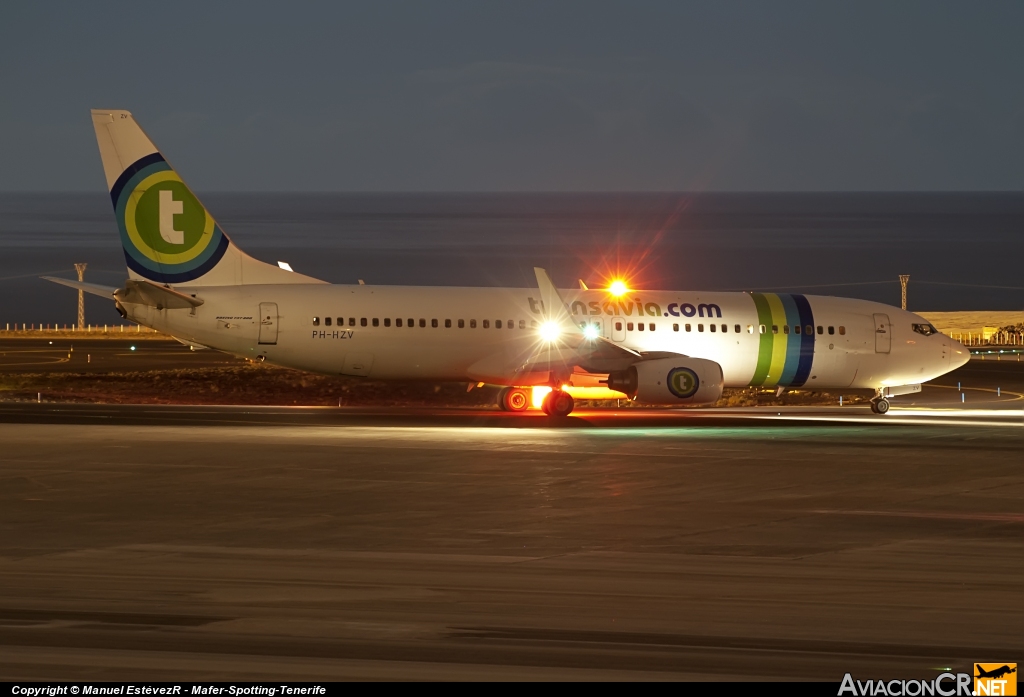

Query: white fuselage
[124,284,969,392]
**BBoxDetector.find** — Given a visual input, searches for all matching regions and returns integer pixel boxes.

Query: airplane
[44,109,971,417]
[976,665,1016,680]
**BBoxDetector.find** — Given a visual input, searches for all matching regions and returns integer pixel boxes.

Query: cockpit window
[912,323,939,336]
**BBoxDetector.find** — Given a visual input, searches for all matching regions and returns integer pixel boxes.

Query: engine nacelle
[605,356,724,406]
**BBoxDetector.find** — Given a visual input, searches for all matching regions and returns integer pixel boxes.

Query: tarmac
[1,342,1023,680]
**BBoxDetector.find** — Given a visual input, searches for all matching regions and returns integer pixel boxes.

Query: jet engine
[604,356,724,406]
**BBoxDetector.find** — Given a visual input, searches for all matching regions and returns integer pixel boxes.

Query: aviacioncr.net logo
[667,367,700,398]
[124,171,213,260]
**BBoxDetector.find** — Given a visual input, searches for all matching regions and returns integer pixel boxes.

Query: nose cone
[950,341,970,369]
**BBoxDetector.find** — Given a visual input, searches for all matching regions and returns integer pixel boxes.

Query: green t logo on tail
[113,153,230,283]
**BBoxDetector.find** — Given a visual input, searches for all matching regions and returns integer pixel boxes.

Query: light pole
[74,263,87,329]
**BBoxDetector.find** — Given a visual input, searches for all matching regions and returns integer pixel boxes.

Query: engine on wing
[604,356,724,406]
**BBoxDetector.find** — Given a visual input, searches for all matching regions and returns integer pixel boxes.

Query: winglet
[578,279,589,290]
[533,268,582,336]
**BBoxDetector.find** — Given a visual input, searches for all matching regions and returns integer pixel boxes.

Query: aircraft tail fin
[90,109,323,287]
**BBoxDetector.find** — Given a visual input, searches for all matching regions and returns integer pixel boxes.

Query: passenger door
[611,316,625,342]
[258,302,278,345]
[873,313,891,354]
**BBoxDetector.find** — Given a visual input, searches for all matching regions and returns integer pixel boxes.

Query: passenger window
[722,324,727,333]
[419,319,426,328]
[350,318,356,327]
[615,321,623,331]
[627,322,634,331]
[470,319,477,328]
[431,319,438,328]
[445,319,452,328]
[396,318,403,327]
[828,326,834,335]
[372,318,379,327]
[759,324,766,334]
[685,324,691,332]
[805,325,812,336]
[483,320,490,328]
[383,318,390,327]
[710,324,716,333]
[458,319,464,328]
[495,320,502,329]
[313,317,320,327]
[772,325,778,334]
[531,320,538,328]
[698,324,704,332]
[638,323,644,331]
[337,318,344,326]
[508,319,514,329]
[839,326,846,335]
[783,325,789,334]
[794,325,800,334]
[735,325,741,333]
[519,320,526,329]
[649,323,655,331]
[817,326,823,335]
[360,318,367,327]
[325,317,332,327]
[673,323,679,331]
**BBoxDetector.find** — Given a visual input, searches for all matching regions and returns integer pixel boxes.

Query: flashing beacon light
[608,280,628,297]
[539,321,561,342]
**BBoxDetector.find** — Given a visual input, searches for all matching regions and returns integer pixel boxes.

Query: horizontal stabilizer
[114,279,204,310]
[42,276,118,298]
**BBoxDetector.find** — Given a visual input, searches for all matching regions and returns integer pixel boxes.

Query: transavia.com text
[11,688,326,696]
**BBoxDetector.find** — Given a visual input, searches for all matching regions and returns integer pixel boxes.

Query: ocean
[1,192,1022,326]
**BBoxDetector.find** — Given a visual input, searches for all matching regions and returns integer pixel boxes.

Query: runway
[1,404,1022,680]
[0,338,245,373]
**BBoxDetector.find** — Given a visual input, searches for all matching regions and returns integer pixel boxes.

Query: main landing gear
[498,387,530,412]
[497,386,575,417]
[869,396,890,415]
[541,389,574,418]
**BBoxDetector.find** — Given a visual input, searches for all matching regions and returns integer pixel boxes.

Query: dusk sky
[2,1,1022,192]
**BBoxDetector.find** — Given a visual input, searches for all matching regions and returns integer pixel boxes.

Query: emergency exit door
[258,302,278,345]
[873,313,890,354]
[611,316,626,342]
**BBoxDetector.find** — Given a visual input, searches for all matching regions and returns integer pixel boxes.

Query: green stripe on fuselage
[750,293,774,386]
[763,293,789,387]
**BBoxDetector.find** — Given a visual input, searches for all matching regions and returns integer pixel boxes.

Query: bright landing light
[539,321,561,342]
[583,323,600,340]
[608,280,628,297]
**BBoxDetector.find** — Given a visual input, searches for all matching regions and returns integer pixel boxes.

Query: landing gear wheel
[500,387,529,412]
[870,398,890,415]
[542,390,574,417]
